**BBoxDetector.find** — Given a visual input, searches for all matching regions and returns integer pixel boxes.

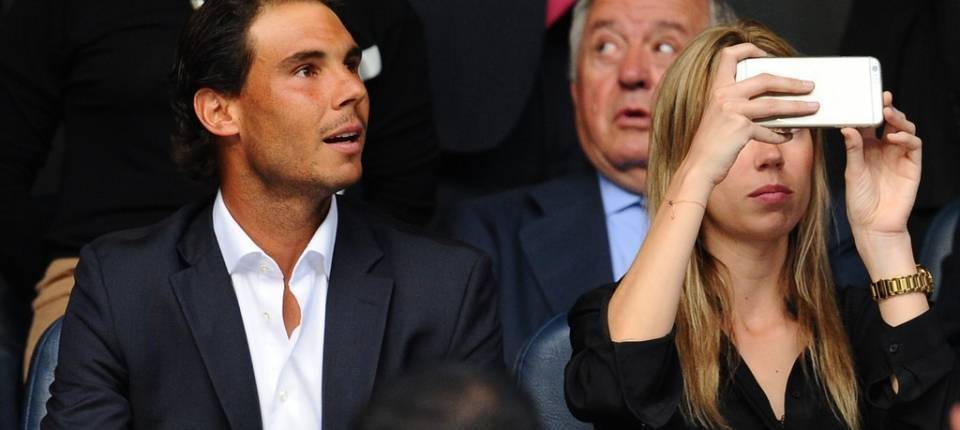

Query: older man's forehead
[587,0,710,36]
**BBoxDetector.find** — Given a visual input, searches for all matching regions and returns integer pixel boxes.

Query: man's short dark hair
[353,365,542,430]
[170,0,327,181]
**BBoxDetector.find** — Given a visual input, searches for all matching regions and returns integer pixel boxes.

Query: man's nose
[332,67,367,110]
[618,46,652,90]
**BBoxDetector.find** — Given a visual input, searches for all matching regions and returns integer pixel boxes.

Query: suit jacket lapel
[519,175,613,315]
[322,198,393,430]
[169,203,262,430]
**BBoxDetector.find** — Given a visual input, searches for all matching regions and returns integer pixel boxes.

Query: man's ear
[194,88,239,137]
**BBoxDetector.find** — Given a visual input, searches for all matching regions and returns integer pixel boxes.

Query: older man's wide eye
[655,42,676,54]
[597,41,618,55]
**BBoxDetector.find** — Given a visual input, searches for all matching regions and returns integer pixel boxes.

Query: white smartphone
[735,56,884,128]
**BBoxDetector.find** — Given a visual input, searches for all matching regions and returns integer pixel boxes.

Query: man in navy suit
[43,0,501,428]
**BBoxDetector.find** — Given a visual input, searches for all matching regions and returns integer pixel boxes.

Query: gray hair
[568,0,738,80]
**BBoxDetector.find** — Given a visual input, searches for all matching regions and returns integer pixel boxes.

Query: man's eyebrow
[345,46,362,63]
[279,50,326,68]
[588,19,620,35]
[588,19,690,37]
[652,20,688,34]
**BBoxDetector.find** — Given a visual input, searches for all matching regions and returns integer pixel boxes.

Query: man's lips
[322,122,363,154]
[749,184,794,204]
[322,122,363,144]
[614,107,651,129]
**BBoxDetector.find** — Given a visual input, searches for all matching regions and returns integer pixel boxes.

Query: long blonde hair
[647,21,859,429]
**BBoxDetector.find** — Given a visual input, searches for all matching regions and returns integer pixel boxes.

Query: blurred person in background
[354,365,542,430]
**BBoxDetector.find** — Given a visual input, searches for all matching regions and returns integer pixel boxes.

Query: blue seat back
[21,318,62,430]
[513,314,590,430]
[920,197,960,301]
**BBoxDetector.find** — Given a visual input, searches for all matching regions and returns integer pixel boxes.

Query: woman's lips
[749,184,793,204]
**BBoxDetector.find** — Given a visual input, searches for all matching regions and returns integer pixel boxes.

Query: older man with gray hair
[448,0,735,362]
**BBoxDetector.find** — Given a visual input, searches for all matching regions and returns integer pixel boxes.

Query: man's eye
[345,59,361,74]
[295,65,317,77]
[596,41,618,56]
[655,42,676,54]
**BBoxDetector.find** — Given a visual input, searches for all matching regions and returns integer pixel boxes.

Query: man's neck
[220,180,332,281]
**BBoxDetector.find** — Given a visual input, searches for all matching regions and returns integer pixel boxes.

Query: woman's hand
[843,92,925,321]
[843,92,921,238]
[681,43,819,186]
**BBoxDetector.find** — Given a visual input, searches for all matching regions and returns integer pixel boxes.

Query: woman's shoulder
[570,282,619,317]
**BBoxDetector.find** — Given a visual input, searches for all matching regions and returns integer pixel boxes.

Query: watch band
[869,265,934,301]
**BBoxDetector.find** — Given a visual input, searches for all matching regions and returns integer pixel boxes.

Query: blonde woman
[564,21,957,429]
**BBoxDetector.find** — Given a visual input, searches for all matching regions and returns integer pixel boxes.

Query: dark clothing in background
[408,0,585,204]
[43,197,502,430]
[0,0,211,262]
[333,0,439,226]
[935,222,960,347]
[830,0,960,243]
[565,284,958,429]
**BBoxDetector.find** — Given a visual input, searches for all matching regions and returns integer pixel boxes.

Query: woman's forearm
[607,163,713,342]
[855,231,929,327]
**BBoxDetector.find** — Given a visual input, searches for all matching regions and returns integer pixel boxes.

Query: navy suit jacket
[447,173,868,364]
[447,175,611,363]
[43,196,502,430]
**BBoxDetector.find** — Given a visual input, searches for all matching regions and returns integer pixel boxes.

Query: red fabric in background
[546,0,575,27]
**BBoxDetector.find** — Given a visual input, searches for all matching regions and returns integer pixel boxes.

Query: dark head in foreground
[354,365,542,430]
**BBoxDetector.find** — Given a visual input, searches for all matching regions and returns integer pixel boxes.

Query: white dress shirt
[212,191,337,429]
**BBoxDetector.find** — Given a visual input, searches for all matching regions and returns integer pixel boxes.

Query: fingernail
[806,101,820,108]
[802,80,815,89]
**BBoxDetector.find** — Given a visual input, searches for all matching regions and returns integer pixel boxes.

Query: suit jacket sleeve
[446,253,503,368]
[443,202,501,273]
[42,244,131,429]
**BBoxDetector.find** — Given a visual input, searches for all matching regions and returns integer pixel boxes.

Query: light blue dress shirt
[598,173,650,281]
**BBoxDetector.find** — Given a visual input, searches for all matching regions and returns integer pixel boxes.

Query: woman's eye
[655,42,676,54]
[772,128,802,138]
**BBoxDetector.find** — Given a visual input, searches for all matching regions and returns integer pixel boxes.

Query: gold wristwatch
[869,265,934,301]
